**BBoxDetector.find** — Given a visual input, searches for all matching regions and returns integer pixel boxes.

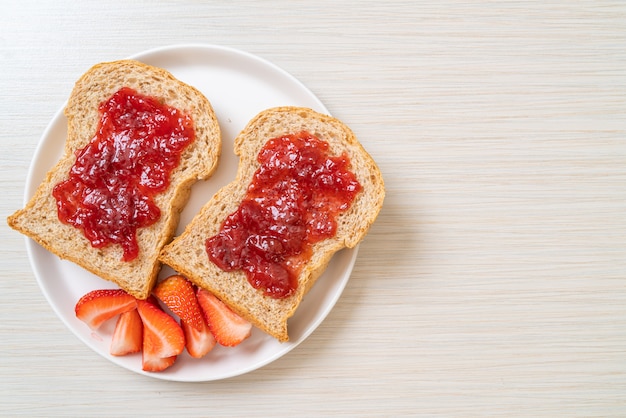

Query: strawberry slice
[137,299,185,359]
[153,275,205,331]
[75,289,136,330]
[181,319,216,358]
[110,308,143,356]
[196,289,252,347]
[142,352,177,373]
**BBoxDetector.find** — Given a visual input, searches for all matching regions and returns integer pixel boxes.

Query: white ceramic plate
[24,44,358,382]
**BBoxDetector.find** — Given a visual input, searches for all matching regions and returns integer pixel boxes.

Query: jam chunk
[206,131,361,299]
[53,87,195,261]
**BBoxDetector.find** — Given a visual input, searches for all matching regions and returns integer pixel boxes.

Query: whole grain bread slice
[7,60,221,299]
[159,106,384,342]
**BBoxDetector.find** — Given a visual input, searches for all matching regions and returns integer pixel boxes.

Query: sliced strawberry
[142,352,177,372]
[75,289,136,330]
[110,308,143,356]
[153,275,205,331]
[181,318,216,358]
[196,289,252,347]
[137,299,185,359]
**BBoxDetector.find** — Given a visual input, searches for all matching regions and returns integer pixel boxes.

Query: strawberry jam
[206,131,361,299]
[53,87,195,261]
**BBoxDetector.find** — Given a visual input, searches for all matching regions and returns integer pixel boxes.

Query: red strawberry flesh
[142,352,177,372]
[110,308,143,356]
[137,299,185,358]
[196,288,252,347]
[75,289,136,330]
[181,319,216,358]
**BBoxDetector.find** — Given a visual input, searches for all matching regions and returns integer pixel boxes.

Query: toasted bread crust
[7,60,221,299]
[159,107,384,341]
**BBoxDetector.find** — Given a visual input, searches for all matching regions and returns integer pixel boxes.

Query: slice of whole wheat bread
[159,106,384,342]
[7,60,221,299]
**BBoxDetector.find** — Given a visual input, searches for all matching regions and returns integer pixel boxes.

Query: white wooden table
[1,1,625,416]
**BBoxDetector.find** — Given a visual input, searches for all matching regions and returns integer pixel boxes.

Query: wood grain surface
[1,1,624,416]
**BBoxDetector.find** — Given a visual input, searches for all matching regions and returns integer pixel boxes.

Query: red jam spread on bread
[53,87,194,261]
[206,131,361,299]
